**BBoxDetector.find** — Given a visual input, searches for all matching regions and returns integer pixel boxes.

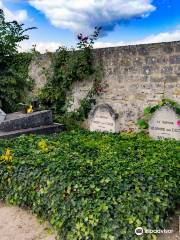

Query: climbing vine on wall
[137,98,180,129]
[39,27,102,128]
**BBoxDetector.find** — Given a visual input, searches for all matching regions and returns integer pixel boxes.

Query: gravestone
[0,110,64,139]
[0,110,53,132]
[149,105,180,140]
[0,109,6,123]
[89,104,119,133]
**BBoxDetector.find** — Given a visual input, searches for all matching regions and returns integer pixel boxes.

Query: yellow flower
[1,148,13,162]
[27,104,33,113]
[38,139,48,152]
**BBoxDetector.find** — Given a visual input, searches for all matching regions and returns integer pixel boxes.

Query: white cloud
[19,41,62,53]
[0,0,28,22]
[18,29,180,53]
[94,28,180,48]
[28,0,156,34]
[135,29,180,44]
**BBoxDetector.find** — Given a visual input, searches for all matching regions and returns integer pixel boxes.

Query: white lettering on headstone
[149,106,180,140]
[0,109,6,123]
[89,104,119,133]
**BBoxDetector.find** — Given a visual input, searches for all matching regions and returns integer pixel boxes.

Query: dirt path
[0,202,179,240]
[0,202,56,240]
[158,210,179,240]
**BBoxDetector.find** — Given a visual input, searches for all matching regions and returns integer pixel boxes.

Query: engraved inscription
[149,106,180,140]
[89,104,119,133]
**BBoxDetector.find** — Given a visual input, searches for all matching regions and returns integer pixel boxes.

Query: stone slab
[0,123,64,139]
[89,104,119,133]
[0,110,53,132]
[149,105,180,140]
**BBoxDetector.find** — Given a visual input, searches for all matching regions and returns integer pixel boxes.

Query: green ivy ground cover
[0,130,179,240]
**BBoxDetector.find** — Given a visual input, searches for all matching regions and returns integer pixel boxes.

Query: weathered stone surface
[0,123,64,139]
[0,110,53,132]
[149,106,180,140]
[89,104,119,133]
[0,109,6,123]
[161,66,173,74]
[169,55,180,64]
[28,53,53,96]
[0,110,65,139]
[163,46,174,54]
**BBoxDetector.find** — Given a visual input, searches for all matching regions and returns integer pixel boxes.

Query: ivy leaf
[137,119,149,129]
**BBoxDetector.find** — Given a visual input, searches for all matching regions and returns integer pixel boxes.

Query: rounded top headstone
[89,104,119,120]
[89,104,119,133]
[149,105,180,140]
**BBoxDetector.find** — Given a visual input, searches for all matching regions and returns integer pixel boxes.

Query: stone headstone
[0,110,64,139]
[0,110,53,132]
[0,109,6,123]
[89,104,119,133]
[149,105,180,140]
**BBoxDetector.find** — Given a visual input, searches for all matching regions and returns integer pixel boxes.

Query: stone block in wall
[164,75,178,83]
[173,88,180,96]
[161,66,173,74]
[169,55,180,64]
[173,66,180,75]
[175,44,180,52]
[138,47,150,56]
[163,45,174,54]
[145,56,157,65]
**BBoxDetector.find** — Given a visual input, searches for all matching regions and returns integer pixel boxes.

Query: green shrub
[0,9,35,112]
[0,52,34,112]
[0,131,179,240]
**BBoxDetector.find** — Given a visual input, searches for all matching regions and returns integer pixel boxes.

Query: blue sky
[1,0,180,52]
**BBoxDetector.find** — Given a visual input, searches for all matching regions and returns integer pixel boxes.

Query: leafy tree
[0,9,36,112]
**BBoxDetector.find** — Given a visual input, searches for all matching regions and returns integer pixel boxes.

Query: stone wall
[29,41,180,131]
[28,53,53,95]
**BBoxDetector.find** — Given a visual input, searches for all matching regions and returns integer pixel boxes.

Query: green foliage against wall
[0,131,179,240]
[0,9,35,112]
[39,28,102,127]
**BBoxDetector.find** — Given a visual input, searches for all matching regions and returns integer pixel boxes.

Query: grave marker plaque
[89,104,119,133]
[0,109,6,123]
[149,105,180,140]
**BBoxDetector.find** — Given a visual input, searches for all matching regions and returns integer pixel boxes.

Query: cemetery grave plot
[0,110,64,139]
